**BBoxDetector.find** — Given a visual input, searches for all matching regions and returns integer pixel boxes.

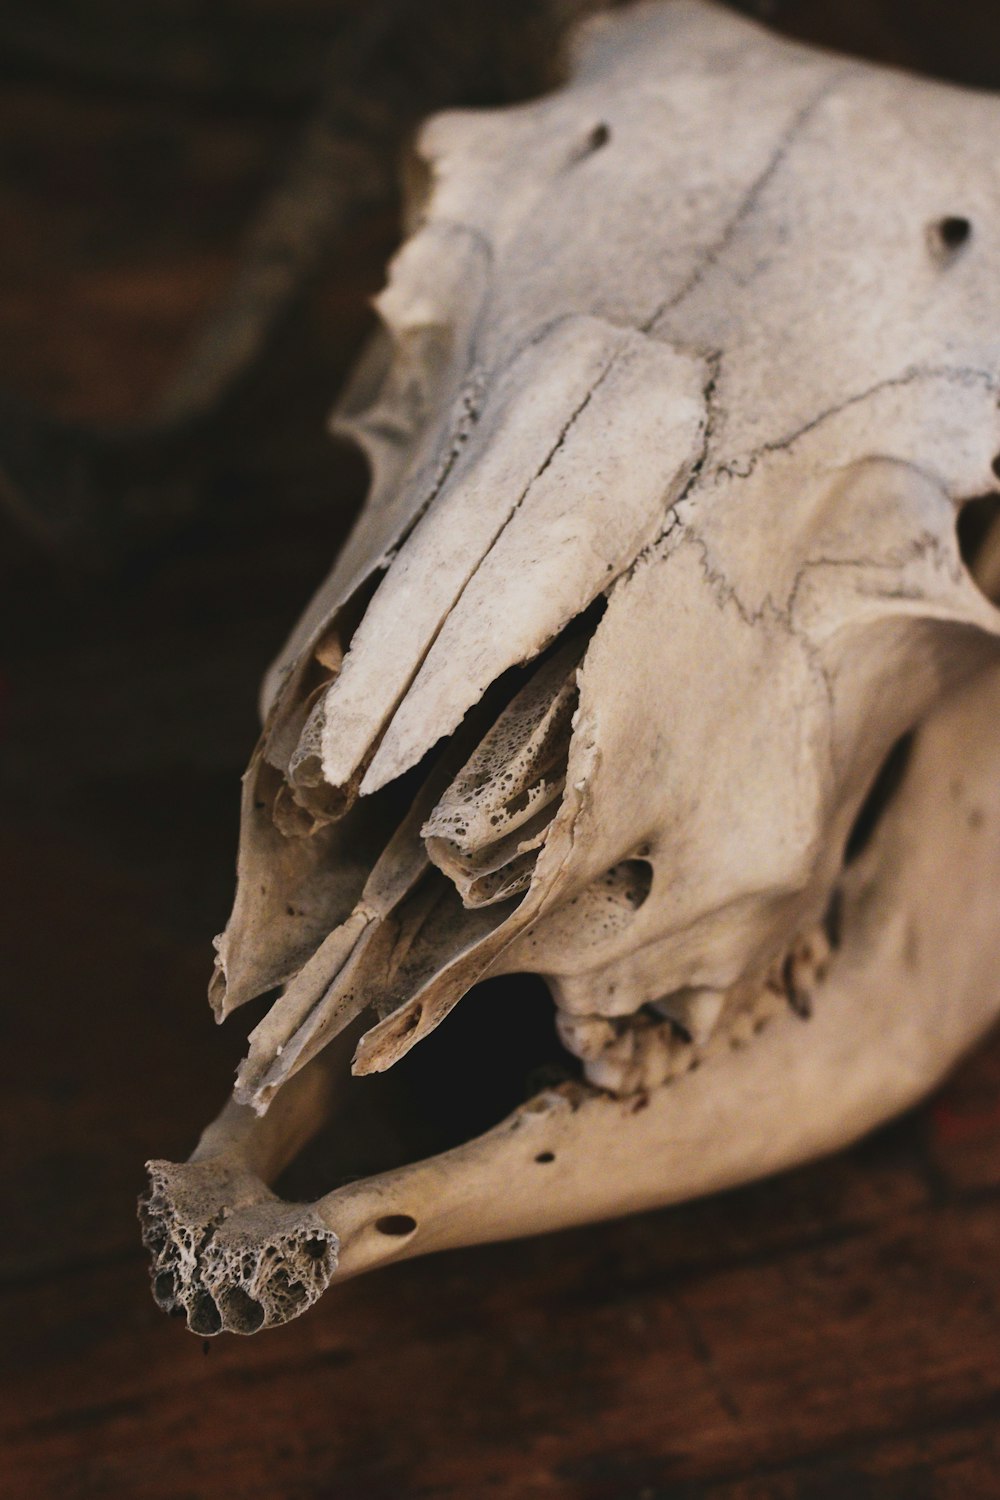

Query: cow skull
[142,0,1000,1334]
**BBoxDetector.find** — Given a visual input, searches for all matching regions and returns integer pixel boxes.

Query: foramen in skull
[141,0,1000,1335]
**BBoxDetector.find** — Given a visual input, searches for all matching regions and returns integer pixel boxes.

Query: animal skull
[142,0,1000,1335]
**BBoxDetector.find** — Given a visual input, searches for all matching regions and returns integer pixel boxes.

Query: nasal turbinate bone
[234,636,588,1113]
[422,634,584,906]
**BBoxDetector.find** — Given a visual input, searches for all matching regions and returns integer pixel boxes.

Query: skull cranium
[142,0,1000,1335]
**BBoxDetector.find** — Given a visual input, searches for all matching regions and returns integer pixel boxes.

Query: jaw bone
[144,0,1000,1333]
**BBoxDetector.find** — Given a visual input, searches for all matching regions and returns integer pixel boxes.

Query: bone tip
[360,730,440,798]
[207,964,229,1023]
[140,1160,339,1335]
[231,1061,274,1117]
[350,1043,384,1077]
[358,758,391,798]
[350,1015,409,1075]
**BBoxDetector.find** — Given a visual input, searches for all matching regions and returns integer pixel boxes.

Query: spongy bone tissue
[423,635,584,906]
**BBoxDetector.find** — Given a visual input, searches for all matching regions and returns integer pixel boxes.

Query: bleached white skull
[142,0,1000,1334]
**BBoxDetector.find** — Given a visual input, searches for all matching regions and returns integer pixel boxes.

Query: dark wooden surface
[3,5,1000,1496]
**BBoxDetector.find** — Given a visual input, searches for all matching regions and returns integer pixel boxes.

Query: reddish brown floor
[3,6,1000,1496]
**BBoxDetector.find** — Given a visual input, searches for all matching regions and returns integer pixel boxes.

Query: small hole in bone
[304,1237,328,1261]
[617,859,653,910]
[568,121,611,168]
[188,1292,222,1336]
[934,215,972,252]
[535,1151,556,1164]
[222,1287,265,1333]
[375,1214,418,1237]
[153,1271,177,1307]
[844,733,914,865]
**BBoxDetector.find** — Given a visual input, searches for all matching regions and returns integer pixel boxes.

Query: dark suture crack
[642,66,857,336]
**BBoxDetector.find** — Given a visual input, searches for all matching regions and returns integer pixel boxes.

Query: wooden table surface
[2,5,1000,1496]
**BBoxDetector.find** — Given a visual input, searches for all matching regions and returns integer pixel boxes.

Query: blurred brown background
[3,3,1000,1496]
